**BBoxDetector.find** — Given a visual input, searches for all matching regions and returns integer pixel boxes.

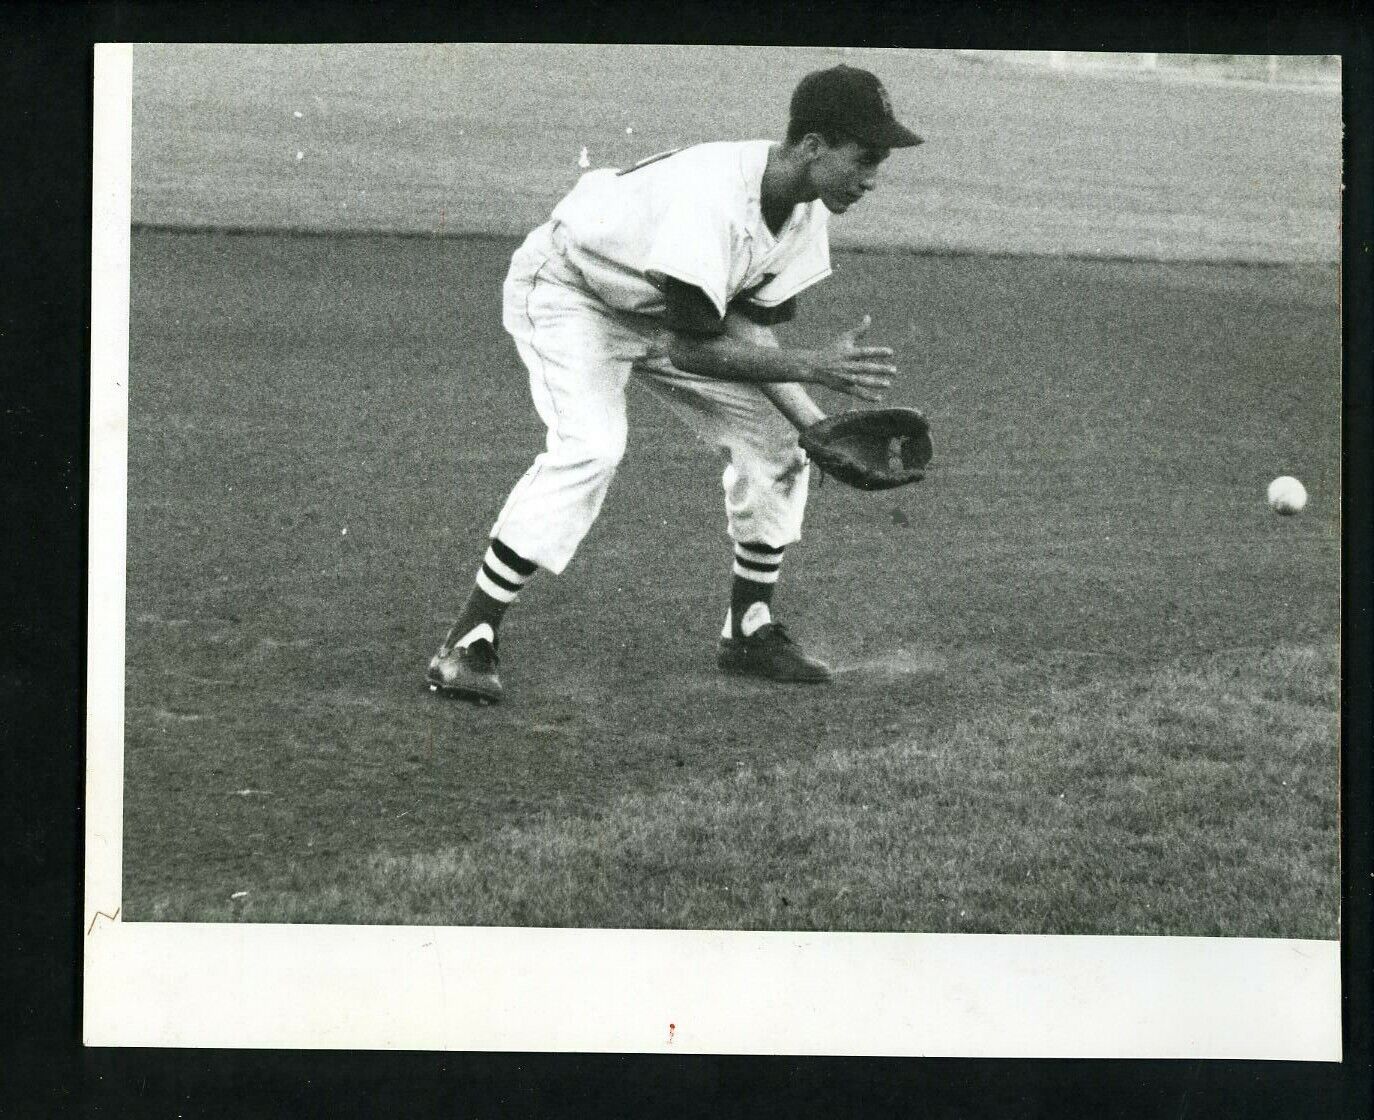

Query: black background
[4,1,1370,1115]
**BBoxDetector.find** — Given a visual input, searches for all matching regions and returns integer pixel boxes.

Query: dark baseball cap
[789,64,923,149]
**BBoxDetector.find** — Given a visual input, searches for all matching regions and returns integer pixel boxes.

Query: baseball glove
[798,407,932,491]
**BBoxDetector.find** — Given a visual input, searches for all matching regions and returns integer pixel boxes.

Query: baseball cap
[789,64,923,149]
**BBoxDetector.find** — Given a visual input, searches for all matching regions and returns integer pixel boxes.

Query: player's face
[808,139,891,214]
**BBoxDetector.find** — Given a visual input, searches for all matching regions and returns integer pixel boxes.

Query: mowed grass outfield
[122,230,1340,935]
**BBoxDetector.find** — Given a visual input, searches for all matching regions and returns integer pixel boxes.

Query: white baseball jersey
[549,140,832,319]
[492,139,822,574]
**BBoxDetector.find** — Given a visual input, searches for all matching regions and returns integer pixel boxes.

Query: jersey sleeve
[729,294,796,325]
[663,277,728,334]
[642,188,737,320]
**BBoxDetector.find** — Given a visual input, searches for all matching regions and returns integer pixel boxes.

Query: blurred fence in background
[957,51,1341,87]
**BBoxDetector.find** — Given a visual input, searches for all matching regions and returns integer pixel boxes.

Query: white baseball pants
[489,221,810,575]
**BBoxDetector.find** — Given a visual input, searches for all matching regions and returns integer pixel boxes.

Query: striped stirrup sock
[726,542,785,638]
[474,538,538,604]
[732,541,784,585]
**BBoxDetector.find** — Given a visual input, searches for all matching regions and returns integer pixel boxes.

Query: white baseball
[1267,476,1307,515]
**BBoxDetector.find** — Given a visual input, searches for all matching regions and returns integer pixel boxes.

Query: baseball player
[429,64,922,703]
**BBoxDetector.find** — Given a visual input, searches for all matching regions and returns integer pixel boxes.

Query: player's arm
[721,307,827,428]
[659,279,894,403]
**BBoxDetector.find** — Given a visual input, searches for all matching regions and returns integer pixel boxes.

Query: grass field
[121,230,1340,936]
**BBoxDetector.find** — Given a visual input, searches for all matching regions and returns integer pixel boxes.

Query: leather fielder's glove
[798,407,932,491]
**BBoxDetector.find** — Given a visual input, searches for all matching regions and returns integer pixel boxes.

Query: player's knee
[759,441,808,485]
[777,446,809,485]
[564,430,627,479]
[592,427,629,467]
[732,442,808,489]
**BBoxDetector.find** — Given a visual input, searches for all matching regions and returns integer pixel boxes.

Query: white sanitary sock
[451,622,495,651]
[722,601,771,639]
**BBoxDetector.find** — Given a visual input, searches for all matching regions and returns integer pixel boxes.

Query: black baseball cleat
[716,622,832,683]
[427,638,503,703]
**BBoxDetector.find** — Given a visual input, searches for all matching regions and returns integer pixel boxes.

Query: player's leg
[429,246,639,701]
[631,361,830,682]
[428,536,538,702]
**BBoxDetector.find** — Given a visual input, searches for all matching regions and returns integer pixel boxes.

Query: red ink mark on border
[667,1023,675,1044]
[86,907,120,936]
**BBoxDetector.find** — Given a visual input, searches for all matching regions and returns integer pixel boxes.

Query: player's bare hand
[808,315,897,402]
